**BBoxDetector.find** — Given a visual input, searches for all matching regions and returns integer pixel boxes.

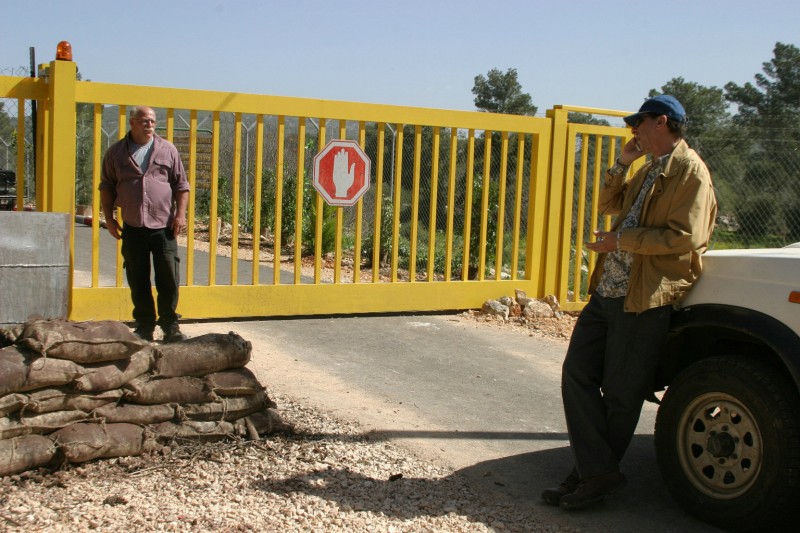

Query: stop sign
[312,140,371,207]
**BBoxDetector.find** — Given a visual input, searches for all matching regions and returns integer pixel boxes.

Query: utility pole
[29,47,37,202]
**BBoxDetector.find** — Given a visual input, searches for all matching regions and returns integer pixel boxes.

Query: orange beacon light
[55,41,73,61]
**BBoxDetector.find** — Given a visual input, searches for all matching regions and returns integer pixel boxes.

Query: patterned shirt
[596,154,669,298]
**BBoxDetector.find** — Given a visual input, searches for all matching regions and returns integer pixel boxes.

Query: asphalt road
[180,315,723,533]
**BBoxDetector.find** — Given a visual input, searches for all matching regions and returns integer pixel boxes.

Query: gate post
[45,58,77,214]
[43,57,78,316]
[543,106,570,301]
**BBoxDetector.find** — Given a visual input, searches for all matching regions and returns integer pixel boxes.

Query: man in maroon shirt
[99,106,190,343]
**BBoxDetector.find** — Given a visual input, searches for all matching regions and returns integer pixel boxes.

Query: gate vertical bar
[510,133,525,281]
[409,125,422,282]
[334,121,346,284]
[444,130,457,282]
[462,130,475,281]
[371,123,385,283]
[248,114,264,285]
[495,131,509,280]
[478,132,492,281]
[314,120,326,284]
[293,118,305,285]
[252,114,264,285]
[426,127,441,282]
[390,125,404,282]
[208,112,220,286]
[353,123,366,283]
[90,103,103,287]
[231,113,242,285]
[185,110,198,287]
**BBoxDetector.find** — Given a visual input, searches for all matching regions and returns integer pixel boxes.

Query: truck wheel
[655,356,800,532]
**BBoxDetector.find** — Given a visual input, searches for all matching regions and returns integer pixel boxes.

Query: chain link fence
[692,130,800,249]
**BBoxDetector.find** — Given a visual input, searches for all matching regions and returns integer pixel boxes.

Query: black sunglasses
[632,113,659,128]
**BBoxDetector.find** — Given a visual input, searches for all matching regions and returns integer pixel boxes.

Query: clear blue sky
[2,0,797,117]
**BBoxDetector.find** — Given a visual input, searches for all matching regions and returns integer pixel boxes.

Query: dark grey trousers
[121,225,180,330]
[561,294,671,479]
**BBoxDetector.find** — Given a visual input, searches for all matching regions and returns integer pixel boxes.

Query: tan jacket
[589,139,718,313]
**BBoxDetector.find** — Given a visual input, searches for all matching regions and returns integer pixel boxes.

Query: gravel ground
[1,390,579,533]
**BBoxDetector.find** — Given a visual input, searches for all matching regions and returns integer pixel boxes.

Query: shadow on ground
[252,432,722,532]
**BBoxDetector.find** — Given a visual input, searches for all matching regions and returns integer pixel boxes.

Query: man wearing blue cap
[541,95,717,510]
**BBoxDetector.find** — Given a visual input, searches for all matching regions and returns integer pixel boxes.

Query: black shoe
[559,471,627,510]
[161,323,187,343]
[541,470,579,506]
[133,327,154,342]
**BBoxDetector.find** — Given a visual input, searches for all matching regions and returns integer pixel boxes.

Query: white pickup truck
[654,243,800,532]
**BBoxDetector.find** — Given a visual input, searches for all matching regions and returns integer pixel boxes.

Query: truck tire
[654,355,800,532]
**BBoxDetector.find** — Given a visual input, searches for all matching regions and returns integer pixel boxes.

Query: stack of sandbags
[0,319,291,477]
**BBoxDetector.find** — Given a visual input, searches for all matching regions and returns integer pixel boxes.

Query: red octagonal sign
[312,140,371,207]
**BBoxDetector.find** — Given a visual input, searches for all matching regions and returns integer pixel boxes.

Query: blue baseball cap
[624,95,686,127]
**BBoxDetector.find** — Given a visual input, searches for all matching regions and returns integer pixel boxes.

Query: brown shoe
[559,471,627,510]
[541,470,579,506]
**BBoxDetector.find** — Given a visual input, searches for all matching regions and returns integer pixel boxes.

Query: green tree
[472,68,537,116]
[725,42,800,134]
[724,42,800,241]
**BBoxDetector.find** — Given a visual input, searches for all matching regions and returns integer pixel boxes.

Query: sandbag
[0,393,27,417]
[20,410,89,434]
[2,411,89,440]
[24,388,123,414]
[178,391,269,422]
[247,408,294,436]
[151,420,236,441]
[73,347,155,392]
[0,346,29,395]
[18,318,146,363]
[204,367,265,396]
[0,435,56,476]
[153,332,251,378]
[123,375,216,405]
[0,324,22,348]
[91,403,176,425]
[21,356,84,392]
[0,416,31,440]
[51,422,151,463]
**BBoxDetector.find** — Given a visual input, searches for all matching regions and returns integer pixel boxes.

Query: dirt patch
[457,309,578,343]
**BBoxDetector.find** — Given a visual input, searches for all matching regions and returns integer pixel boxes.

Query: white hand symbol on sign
[332,148,355,198]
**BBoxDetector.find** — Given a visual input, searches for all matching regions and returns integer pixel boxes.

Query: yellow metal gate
[1,59,633,321]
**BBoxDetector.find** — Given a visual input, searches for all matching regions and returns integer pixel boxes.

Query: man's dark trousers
[561,294,671,479]
[121,225,180,331]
